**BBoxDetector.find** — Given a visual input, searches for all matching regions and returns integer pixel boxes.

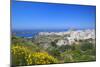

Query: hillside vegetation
[11,36,96,66]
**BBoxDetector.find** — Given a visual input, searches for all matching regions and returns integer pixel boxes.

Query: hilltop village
[33,29,95,48]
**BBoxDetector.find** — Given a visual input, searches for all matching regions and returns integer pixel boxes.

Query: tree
[51,41,57,48]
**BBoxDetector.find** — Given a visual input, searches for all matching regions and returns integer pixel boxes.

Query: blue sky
[12,1,96,30]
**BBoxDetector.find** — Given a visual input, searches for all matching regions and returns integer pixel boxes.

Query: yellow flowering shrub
[11,45,31,66]
[26,52,58,65]
[11,45,58,66]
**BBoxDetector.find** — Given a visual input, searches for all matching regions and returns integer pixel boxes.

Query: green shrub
[80,42,94,51]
